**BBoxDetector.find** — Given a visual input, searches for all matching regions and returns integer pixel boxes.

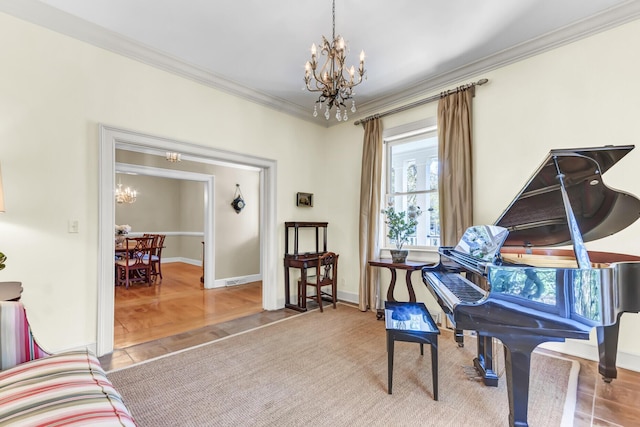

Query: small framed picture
[296,192,313,207]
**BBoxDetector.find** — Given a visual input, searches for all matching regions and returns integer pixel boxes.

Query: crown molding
[2,0,639,127]
[352,0,640,121]
[0,0,313,121]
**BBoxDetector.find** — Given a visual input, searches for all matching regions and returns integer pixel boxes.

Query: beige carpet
[107,304,578,426]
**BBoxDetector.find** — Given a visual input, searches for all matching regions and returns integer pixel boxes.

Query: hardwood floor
[571,353,640,426]
[113,262,264,349]
[101,262,640,426]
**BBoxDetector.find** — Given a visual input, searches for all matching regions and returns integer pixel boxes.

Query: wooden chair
[115,236,154,289]
[145,234,166,283]
[299,252,339,312]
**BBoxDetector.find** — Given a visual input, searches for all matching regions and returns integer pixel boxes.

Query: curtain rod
[353,78,489,126]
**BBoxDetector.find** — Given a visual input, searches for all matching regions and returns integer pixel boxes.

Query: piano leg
[500,335,564,427]
[596,315,622,383]
[454,328,464,347]
[473,333,498,387]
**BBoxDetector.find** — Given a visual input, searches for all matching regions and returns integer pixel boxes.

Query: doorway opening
[98,125,278,356]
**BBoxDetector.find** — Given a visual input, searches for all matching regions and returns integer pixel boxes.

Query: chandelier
[115,180,137,204]
[304,0,366,121]
[166,152,181,162]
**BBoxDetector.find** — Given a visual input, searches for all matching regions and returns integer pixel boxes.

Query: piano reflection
[422,145,640,427]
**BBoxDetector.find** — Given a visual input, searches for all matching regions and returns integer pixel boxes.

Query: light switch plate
[68,220,79,233]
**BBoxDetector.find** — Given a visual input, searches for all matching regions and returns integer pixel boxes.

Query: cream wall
[177,180,205,262]
[115,150,261,279]
[0,12,327,352]
[115,174,185,259]
[115,175,207,262]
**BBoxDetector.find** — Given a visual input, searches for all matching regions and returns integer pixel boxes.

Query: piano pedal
[462,365,483,382]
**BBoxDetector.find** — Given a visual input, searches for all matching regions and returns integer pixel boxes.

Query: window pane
[387,194,440,247]
[386,131,439,247]
[389,136,437,193]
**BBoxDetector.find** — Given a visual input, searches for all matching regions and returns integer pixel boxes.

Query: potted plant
[382,206,422,263]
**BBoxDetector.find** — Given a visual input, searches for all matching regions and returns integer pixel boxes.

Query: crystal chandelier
[115,180,137,204]
[304,0,366,121]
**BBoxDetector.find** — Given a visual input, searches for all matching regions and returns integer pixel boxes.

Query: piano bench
[385,302,440,401]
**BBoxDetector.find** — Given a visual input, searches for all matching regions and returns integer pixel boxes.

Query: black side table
[385,301,440,400]
[368,259,431,320]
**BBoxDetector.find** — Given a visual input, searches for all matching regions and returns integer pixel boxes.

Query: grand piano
[422,145,640,427]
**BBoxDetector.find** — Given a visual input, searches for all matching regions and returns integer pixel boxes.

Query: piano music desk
[368,259,432,319]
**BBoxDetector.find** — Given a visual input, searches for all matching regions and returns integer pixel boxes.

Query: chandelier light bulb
[166,152,181,162]
[115,181,137,204]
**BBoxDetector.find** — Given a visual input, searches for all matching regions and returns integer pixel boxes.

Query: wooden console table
[368,258,432,319]
[284,221,328,311]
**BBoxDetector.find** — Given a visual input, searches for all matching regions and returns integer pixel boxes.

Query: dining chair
[298,251,339,312]
[115,236,154,289]
[145,234,166,283]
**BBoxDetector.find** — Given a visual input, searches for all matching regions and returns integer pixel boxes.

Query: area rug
[107,304,578,426]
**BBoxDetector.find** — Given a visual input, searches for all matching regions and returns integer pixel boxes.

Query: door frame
[98,125,278,356]
[115,162,216,284]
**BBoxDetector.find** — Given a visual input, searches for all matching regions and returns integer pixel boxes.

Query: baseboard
[337,290,359,305]
[163,257,200,266]
[541,340,640,373]
[161,258,260,289]
[213,274,262,289]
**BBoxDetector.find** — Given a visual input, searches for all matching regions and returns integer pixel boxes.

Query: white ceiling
[2,0,640,126]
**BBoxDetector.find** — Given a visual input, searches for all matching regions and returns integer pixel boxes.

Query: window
[384,120,439,248]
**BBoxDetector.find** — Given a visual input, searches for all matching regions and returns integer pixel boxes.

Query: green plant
[382,206,422,250]
[0,252,6,270]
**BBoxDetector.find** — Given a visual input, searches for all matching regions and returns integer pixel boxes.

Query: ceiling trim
[0,0,308,120]
[2,0,640,127]
[353,0,640,119]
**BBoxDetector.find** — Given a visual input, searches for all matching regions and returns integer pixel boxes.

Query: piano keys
[422,145,640,427]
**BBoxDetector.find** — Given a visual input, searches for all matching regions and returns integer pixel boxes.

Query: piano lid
[495,145,640,247]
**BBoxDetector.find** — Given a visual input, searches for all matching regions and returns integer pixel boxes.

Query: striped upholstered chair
[0,300,49,370]
[0,301,137,426]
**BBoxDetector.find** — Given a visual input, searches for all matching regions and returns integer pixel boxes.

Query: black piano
[422,145,640,427]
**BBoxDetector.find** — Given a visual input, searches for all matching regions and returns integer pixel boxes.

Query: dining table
[115,240,138,253]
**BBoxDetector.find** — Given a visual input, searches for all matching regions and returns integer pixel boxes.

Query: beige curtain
[437,87,474,247]
[358,118,383,311]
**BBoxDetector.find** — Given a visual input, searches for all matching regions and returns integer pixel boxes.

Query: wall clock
[231,184,245,214]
